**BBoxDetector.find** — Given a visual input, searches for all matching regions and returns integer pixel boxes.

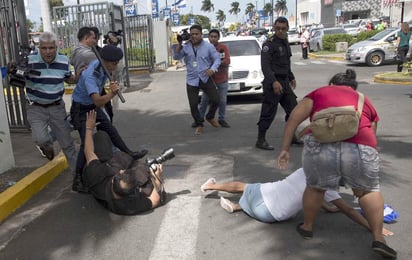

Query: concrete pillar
[0,78,16,174]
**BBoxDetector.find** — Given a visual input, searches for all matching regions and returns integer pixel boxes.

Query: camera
[146,148,175,171]
[177,29,190,43]
[8,46,41,88]
[103,30,123,46]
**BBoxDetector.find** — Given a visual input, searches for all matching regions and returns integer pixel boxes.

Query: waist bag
[300,92,364,143]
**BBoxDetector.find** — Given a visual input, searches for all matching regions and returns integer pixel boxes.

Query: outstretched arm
[331,198,393,236]
[84,110,99,165]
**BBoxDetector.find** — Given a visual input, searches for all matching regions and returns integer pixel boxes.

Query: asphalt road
[1,47,411,259]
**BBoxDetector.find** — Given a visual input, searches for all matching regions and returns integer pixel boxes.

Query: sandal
[220,197,234,213]
[296,223,313,240]
[372,241,397,259]
[200,177,216,192]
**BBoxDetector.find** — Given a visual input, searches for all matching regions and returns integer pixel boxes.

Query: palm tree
[262,3,273,26]
[229,2,241,18]
[201,0,214,12]
[274,0,288,17]
[216,9,226,27]
[245,3,255,17]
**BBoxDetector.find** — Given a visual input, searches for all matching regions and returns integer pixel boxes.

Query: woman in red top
[277,69,397,259]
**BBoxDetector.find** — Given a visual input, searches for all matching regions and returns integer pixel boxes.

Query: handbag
[300,92,364,143]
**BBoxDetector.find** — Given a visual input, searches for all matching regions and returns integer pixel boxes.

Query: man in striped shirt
[25,31,78,175]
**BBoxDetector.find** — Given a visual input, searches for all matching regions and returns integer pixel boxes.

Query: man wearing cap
[25,31,78,174]
[70,45,147,193]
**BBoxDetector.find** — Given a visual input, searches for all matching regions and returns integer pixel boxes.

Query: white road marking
[309,60,326,64]
[149,196,201,260]
[293,61,307,65]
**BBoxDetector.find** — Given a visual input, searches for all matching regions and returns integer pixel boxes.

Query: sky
[26,0,296,27]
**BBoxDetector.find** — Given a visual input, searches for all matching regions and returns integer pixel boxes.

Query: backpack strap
[357,92,364,117]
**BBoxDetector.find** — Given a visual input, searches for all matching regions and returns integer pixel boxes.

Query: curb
[0,153,68,223]
[374,75,412,85]
[308,53,345,61]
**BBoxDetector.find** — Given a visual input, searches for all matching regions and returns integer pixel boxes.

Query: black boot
[256,131,274,150]
[72,172,89,194]
[129,149,148,160]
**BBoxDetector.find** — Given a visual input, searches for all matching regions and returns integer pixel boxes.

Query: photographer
[21,31,77,174]
[173,24,221,135]
[70,45,147,193]
[83,110,164,215]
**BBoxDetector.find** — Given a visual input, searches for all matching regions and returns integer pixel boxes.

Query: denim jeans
[199,81,228,121]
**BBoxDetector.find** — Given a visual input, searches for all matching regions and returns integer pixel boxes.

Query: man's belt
[32,99,62,108]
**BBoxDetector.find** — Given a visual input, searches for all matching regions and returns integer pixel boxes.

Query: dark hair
[190,24,202,32]
[329,69,358,90]
[77,27,94,41]
[274,17,289,27]
[90,27,100,38]
[112,170,139,197]
[209,29,220,38]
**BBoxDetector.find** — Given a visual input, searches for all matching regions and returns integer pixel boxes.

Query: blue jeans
[199,81,228,121]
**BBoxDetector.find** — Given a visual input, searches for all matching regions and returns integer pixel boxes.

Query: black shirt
[261,35,295,85]
[84,159,153,215]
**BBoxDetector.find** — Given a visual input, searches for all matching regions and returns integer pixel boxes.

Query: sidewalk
[0,72,153,223]
[309,52,412,85]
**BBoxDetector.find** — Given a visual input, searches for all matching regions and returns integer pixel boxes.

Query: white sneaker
[35,145,46,158]
[220,196,234,213]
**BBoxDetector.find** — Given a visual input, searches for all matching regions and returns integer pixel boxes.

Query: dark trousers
[257,77,298,133]
[301,43,308,59]
[187,78,219,126]
[71,102,133,174]
[397,46,409,72]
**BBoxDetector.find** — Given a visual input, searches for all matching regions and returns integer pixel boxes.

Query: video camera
[103,30,123,46]
[146,148,175,171]
[7,46,41,88]
[177,29,190,43]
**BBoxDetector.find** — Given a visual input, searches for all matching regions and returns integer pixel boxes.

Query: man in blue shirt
[25,31,78,174]
[173,24,221,135]
[70,45,147,193]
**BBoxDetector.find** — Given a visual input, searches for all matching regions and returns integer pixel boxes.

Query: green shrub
[323,34,354,51]
[59,47,72,58]
[354,30,380,42]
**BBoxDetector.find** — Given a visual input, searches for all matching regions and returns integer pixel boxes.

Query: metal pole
[271,0,273,25]
[295,0,298,28]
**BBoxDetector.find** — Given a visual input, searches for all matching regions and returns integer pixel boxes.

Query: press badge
[193,61,198,67]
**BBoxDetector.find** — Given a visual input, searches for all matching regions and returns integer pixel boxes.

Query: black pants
[186,78,219,127]
[301,43,308,59]
[397,46,409,72]
[257,77,298,133]
[71,102,134,174]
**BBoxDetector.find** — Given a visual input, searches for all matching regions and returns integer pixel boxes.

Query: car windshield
[221,40,261,56]
[369,28,398,41]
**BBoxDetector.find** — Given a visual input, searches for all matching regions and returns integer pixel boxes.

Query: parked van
[308,27,347,52]
[345,27,410,66]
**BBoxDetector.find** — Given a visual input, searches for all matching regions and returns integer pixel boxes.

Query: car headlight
[355,46,367,53]
[250,70,259,79]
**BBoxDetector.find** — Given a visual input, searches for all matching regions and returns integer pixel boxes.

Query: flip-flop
[296,223,313,240]
[372,241,397,259]
[220,196,234,213]
[200,177,216,192]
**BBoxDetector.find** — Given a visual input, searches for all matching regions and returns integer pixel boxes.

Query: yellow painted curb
[374,77,412,85]
[308,53,345,61]
[0,152,68,223]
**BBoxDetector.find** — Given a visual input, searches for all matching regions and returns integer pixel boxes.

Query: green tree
[216,9,226,28]
[201,0,214,12]
[229,2,241,18]
[180,14,211,29]
[26,19,35,32]
[245,3,255,17]
[263,3,273,17]
[274,0,288,17]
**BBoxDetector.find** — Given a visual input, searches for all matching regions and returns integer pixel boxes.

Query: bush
[323,34,354,51]
[354,30,380,42]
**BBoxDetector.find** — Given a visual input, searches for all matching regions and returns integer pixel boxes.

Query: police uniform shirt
[261,35,295,85]
[72,59,107,105]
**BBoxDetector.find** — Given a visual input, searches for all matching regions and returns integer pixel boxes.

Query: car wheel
[366,51,384,66]
[316,43,321,52]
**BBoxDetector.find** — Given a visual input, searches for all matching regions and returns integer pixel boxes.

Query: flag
[172,0,187,8]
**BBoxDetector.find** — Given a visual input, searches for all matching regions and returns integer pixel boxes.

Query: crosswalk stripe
[149,196,201,260]
[293,61,306,65]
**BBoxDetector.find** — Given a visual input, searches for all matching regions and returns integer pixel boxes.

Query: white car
[287,29,301,45]
[219,36,264,96]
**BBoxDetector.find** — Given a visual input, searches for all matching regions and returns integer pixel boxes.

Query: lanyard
[192,45,198,58]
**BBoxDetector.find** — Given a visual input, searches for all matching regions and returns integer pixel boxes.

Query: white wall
[0,79,16,174]
[298,0,321,25]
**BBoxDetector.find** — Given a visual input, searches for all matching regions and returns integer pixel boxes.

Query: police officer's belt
[32,99,62,107]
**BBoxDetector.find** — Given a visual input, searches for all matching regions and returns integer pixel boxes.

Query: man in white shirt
[200,168,392,237]
[300,27,310,59]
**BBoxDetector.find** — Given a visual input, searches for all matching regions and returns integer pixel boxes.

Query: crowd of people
[19,18,398,258]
